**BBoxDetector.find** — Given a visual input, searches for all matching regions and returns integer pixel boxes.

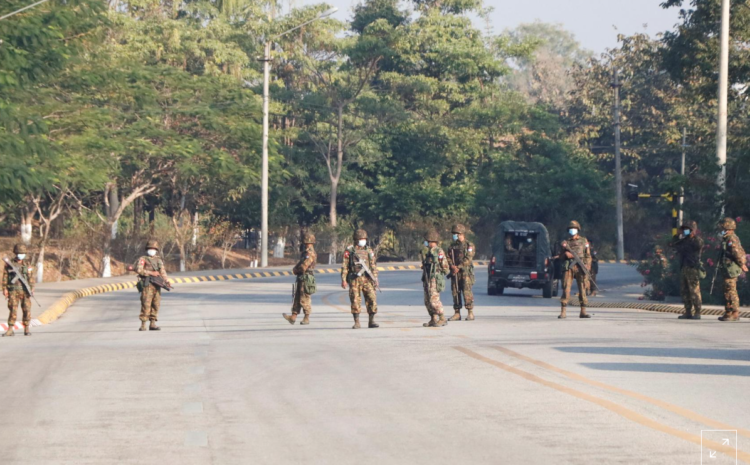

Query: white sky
[294,0,683,53]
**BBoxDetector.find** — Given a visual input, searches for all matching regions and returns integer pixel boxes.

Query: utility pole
[612,68,624,261]
[678,128,687,226]
[716,0,730,207]
[260,40,270,268]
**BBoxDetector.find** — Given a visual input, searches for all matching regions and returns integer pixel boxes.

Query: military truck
[487,221,559,298]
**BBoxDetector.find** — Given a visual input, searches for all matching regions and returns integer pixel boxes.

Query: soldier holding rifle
[2,244,36,336]
[669,221,704,320]
[558,220,593,319]
[446,224,476,321]
[283,233,317,326]
[136,240,171,331]
[341,229,379,329]
[717,218,748,322]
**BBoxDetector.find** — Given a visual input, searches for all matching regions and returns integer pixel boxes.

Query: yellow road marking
[455,347,748,464]
[495,346,750,439]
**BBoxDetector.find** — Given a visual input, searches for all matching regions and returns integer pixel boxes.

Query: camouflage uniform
[2,244,34,336]
[718,218,747,321]
[422,231,449,327]
[669,221,703,319]
[447,224,475,321]
[284,236,317,325]
[588,249,599,296]
[559,221,592,319]
[341,230,379,329]
[136,240,169,330]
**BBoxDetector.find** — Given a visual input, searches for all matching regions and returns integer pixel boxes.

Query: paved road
[2,264,749,464]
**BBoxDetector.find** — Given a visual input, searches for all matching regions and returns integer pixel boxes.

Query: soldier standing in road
[422,230,449,327]
[447,224,476,321]
[588,246,599,297]
[283,233,317,325]
[136,240,169,331]
[341,229,379,329]
[2,244,34,336]
[669,221,704,320]
[717,218,748,322]
[558,221,592,319]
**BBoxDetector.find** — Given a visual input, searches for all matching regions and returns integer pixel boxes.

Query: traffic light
[627,184,639,202]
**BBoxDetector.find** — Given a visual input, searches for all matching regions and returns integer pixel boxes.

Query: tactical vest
[347,246,372,277]
[4,262,30,291]
[562,236,588,271]
[422,247,446,292]
[721,235,742,279]
[305,246,316,273]
[450,241,466,265]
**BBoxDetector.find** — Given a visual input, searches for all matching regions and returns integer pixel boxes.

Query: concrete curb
[34,262,475,326]
[567,298,750,319]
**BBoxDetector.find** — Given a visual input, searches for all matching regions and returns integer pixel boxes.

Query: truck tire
[552,280,559,297]
[488,286,498,296]
[543,280,553,299]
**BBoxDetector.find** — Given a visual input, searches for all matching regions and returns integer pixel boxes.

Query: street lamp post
[716,0,730,208]
[259,7,338,268]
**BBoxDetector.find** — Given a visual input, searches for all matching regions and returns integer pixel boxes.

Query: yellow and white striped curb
[567,298,749,318]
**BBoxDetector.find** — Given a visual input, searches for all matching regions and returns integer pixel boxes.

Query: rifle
[2,257,41,307]
[292,281,297,301]
[150,275,173,291]
[710,248,723,294]
[446,248,458,279]
[354,252,381,293]
[560,242,600,292]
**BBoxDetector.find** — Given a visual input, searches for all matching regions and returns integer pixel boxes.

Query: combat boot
[692,310,701,320]
[579,308,591,319]
[449,311,461,321]
[368,314,379,328]
[558,306,567,319]
[149,321,161,331]
[24,325,30,336]
[139,321,147,331]
[718,310,739,322]
[678,310,693,319]
[436,314,448,327]
[2,327,14,337]
[352,314,361,329]
[300,315,310,325]
[423,314,438,327]
[465,310,475,321]
[282,313,297,325]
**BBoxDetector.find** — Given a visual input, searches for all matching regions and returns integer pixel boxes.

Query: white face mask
[16,254,26,260]
[720,231,727,237]
[452,234,459,241]
[527,238,532,243]
[568,228,578,236]
[357,240,366,247]
[683,229,691,237]
[423,241,429,247]
[147,249,157,257]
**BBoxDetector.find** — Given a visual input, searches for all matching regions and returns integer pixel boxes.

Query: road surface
[2,264,748,464]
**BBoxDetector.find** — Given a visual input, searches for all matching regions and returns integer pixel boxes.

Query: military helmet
[354,229,368,240]
[452,223,466,234]
[681,220,698,231]
[145,239,160,251]
[13,244,27,254]
[302,232,316,244]
[568,220,581,230]
[424,230,440,242]
[720,217,737,231]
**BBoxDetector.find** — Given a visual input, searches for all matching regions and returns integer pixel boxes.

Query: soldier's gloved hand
[743,265,749,273]
[451,266,459,275]
[341,280,348,290]
[2,289,7,298]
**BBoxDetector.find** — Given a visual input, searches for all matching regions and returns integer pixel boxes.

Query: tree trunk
[36,243,45,283]
[20,208,33,245]
[179,243,186,272]
[102,227,112,278]
[192,211,199,247]
[148,207,155,236]
[109,184,119,240]
[134,197,142,235]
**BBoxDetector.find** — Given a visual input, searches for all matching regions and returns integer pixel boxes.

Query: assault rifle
[150,275,173,291]
[354,253,381,293]
[710,248,724,295]
[446,248,458,280]
[2,257,41,307]
[560,242,600,293]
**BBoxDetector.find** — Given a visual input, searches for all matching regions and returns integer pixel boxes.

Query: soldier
[558,220,592,319]
[136,240,169,331]
[587,245,599,296]
[669,221,704,319]
[447,224,476,321]
[341,229,379,329]
[422,230,449,327]
[2,244,34,336]
[283,233,317,325]
[717,218,748,322]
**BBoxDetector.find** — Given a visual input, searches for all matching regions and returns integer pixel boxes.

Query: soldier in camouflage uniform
[283,233,317,325]
[669,221,704,320]
[136,240,169,331]
[717,218,748,322]
[558,220,592,319]
[422,230,449,327]
[341,229,379,329]
[447,224,476,321]
[2,244,34,336]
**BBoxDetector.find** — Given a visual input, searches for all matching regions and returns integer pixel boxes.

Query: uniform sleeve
[370,249,378,280]
[437,248,449,274]
[729,235,747,267]
[27,265,35,291]
[159,259,168,280]
[136,257,149,278]
[341,248,350,280]
[1,265,7,292]
[462,242,475,267]
[583,240,592,267]
[296,248,315,275]
[692,237,704,253]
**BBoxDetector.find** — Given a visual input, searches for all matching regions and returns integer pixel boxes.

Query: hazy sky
[295,0,683,53]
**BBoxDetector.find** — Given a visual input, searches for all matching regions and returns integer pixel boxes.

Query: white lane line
[182,402,204,414]
[184,384,202,394]
[184,431,208,447]
[189,366,205,375]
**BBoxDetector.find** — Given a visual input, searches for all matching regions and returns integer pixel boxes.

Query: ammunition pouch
[300,272,317,295]
[722,261,742,279]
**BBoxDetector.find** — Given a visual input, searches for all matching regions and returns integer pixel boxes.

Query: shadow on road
[581,362,750,377]
[556,346,750,362]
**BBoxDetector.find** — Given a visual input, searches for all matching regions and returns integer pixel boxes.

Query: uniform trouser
[561,267,588,308]
[348,276,377,315]
[451,273,474,310]
[724,277,740,312]
[423,278,444,316]
[7,289,31,326]
[140,285,161,322]
[680,267,702,314]
[291,279,312,316]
